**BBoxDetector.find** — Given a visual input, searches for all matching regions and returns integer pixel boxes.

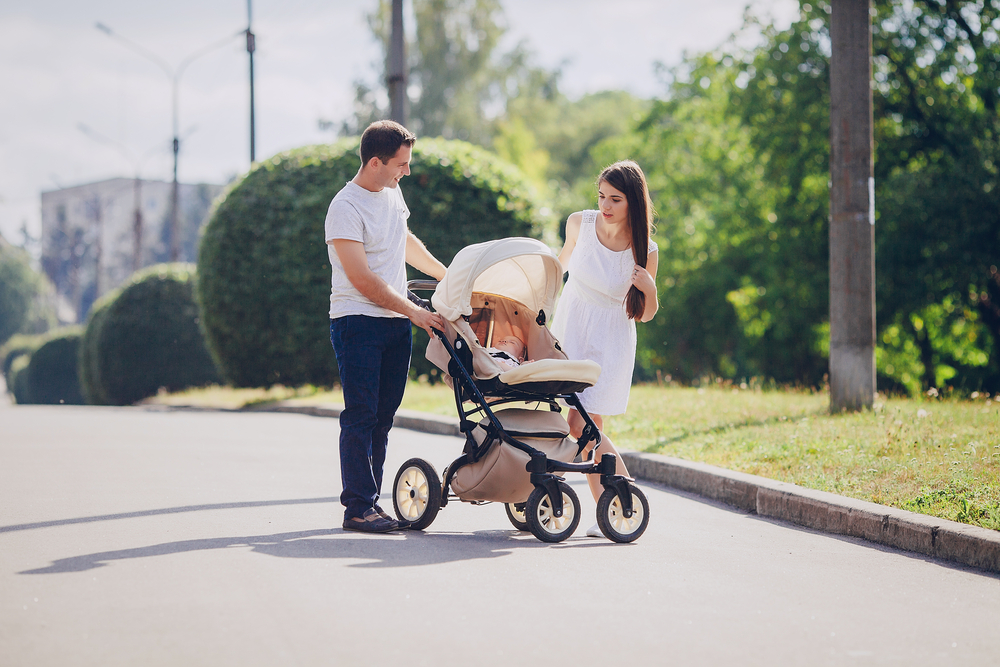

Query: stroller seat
[496,358,600,387]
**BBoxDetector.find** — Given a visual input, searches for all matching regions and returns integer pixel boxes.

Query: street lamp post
[247,0,256,163]
[96,23,241,261]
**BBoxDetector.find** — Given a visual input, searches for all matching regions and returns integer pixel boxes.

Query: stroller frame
[394,280,648,543]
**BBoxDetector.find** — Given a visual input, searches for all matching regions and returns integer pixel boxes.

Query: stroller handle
[405,279,438,314]
[405,281,444,343]
[406,279,439,292]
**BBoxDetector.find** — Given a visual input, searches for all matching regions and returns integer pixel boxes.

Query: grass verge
[149,382,1000,531]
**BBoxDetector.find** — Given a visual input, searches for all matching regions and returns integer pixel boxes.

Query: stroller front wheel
[393,458,442,531]
[525,481,580,543]
[596,483,649,543]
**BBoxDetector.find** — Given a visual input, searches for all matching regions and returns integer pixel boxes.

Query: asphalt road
[2,404,999,666]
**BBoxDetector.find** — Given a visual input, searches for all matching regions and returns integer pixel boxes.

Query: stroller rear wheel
[393,458,442,530]
[596,483,649,543]
[525,480,580,543]
[504,502,529,531]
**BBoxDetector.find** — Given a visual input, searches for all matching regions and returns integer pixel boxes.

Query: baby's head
[493,335,525,361]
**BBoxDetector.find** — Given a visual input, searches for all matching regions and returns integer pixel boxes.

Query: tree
[870,0,1000,392]
[600,0,999,392]
[344,1,651,227]
[344,0,557,146]
[592,35,831,384]
[0,237,56,346]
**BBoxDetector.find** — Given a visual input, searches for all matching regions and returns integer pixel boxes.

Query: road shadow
[0,498,340,534]
[18,526,616,575]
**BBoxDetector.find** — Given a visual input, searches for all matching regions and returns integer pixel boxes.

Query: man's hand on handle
[409,307,444,338]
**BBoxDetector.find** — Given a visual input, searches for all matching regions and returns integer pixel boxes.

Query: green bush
[78,289,120,405]
[9,354,30,404]
[14,328,85,404]
[87,264,220,405]
[0,241,42,346]
[198,137,548,388]
[2,332,46,388]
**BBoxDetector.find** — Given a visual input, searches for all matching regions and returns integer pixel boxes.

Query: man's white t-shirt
[325,181,410,319]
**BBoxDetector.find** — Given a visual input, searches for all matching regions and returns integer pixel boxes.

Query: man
[325,120,446,533]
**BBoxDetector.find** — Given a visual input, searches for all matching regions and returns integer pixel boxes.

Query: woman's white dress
[551,210,657,416]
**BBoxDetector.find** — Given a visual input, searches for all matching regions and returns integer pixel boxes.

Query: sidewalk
[247,399,1000,574]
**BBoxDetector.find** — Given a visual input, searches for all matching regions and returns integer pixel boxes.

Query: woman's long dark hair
[598,160,655,320]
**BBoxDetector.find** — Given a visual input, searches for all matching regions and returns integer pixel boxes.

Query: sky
[0,0,798,249]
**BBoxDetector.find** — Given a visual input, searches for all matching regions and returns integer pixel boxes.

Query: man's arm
[404,230,447,281]
[330,238,444,335]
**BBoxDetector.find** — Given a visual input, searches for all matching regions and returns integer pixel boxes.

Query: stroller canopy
[431,237,563,322]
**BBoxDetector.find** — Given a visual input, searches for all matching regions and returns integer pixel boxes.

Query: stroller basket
[450,408,578,503]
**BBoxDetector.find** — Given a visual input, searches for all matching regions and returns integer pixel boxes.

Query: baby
[486,335,527,370]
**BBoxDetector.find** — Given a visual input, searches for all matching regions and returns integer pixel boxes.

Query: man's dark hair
[359,120,416,166]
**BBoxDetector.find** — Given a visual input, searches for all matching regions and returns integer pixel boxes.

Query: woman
[550,160,658,536]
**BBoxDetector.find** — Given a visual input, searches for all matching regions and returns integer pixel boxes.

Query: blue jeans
[330,315,412,520]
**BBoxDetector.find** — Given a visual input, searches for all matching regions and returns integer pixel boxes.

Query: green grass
[150,381,1000,531]
[617,384,1000,532]
[144,384,326,409]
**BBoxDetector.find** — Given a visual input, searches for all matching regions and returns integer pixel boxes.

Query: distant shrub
[78,289,119,406]
[87,264,220,405]
[9,355,30,404]
[0,242,42,346]
[198,137,547,388]
[14,328,85,404]
[1,333,46,389]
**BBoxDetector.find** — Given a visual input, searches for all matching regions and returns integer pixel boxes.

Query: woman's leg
[567,409,630,502]
[567,408,602,440]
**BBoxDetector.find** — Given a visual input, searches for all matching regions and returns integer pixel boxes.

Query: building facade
[40,178,224,322]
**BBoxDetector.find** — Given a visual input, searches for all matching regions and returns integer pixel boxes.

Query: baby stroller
[392,237,650,543]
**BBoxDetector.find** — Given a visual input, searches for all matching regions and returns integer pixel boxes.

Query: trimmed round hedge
[198,137,548,387]
[9,355,30,404]
[15,329,85,405]
[78,287,119,405]
[2,332,46,389]
[82,264,220,405]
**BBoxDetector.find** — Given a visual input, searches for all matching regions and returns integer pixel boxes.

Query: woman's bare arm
[557,212,583,270]
[633,249,659,322]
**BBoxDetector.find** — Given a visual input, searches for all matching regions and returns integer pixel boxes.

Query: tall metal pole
[388,0,407,125]
[247,0,256,163]
[829,0,876,412]
[90,194,104,299]
[133,176,143,272]
[171,76,180,262]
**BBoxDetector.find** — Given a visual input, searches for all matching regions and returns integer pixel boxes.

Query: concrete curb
[620,450,1000,575]
[241,401,1000,574]
[243,402,462,437]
